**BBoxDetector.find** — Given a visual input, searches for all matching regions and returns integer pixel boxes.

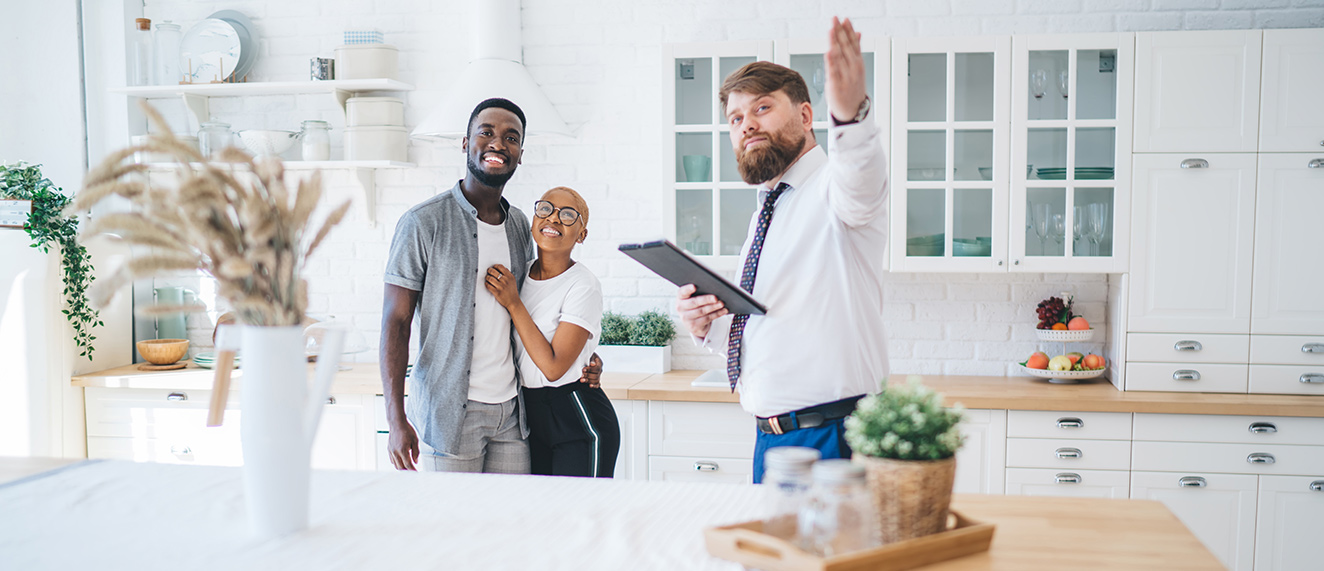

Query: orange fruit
[1026,352,1049,369]
[1051,322,1068,330]
[1068,316,1090,330]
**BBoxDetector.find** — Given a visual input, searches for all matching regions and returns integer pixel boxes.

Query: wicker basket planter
[854,455,957,545]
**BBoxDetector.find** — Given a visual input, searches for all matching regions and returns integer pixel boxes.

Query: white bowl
[236,130,299,156]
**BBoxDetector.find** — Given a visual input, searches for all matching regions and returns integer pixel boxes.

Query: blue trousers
[752,418,852,484]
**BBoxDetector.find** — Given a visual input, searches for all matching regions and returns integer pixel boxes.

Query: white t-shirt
[515,261,603,389]
[468,219,518,403]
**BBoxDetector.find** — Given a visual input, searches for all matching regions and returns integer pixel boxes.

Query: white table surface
[0,460,765,570]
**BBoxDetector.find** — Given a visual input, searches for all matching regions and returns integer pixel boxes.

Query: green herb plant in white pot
[844,378,965,545]
[596,310,675,374]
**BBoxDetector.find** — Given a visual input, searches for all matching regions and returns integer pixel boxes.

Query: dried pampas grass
[69,102,351,327]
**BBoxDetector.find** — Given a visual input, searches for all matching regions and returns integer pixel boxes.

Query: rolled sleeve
[384,211,427,291]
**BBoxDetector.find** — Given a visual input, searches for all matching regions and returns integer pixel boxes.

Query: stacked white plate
[180,10,259,83]
[193,351,241,369]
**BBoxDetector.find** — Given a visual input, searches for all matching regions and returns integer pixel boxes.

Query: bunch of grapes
[1036,296,1068,329]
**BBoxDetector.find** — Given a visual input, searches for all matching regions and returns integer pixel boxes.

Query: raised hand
[825,17,868,124]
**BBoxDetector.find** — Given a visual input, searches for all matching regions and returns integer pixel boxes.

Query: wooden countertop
[73,364,1324,417]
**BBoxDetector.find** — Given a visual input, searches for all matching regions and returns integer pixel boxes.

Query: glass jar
[300,120,331,161]
[798,459,879,557]
[198,122,233,158]
[130,18,153,86]
[154,22,182,86]
[761,446,820,540]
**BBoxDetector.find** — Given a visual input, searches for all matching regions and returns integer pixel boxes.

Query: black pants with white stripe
[523,382,620,478]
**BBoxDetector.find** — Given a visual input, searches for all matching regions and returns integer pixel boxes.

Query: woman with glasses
[484,186,620,477]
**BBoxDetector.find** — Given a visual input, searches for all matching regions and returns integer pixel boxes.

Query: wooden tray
[705,510,994,571]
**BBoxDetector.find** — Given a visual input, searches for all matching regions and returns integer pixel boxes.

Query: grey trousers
[419,397,530,474]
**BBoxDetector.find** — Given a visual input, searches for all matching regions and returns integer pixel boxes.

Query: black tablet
[618,239,767,315]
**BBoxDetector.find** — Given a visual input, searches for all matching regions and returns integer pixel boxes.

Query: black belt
[756,395,865,435]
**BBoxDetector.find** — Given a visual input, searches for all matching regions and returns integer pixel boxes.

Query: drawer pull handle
[326,396,337,405]
[1055,473,1081,484]
[1056,418,1084,429]
[1303,343,1324,354]
[170,444,192,455]
[1180,158,1209,169]
[1309,158,1324,169]
[1248,422,1278,434]
[166,392,188,402]
[1300,373,1324,384]
[1173,370,1201,381]
[1174,340,1203,352]
[1055,447,1083,459]
[1178,476,1207,488]
[1247,453,1276,465]
[694,461,719,472]
[1311,481,1324,492]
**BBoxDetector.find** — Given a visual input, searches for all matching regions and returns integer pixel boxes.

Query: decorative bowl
[1018,364,1106,383]
[137,339,190,365]
[1035,328,1095,342]
[236,130,299,156]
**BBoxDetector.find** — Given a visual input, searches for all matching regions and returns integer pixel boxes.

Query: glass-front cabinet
[890,36,1011,271]
[1010,34,1134,272]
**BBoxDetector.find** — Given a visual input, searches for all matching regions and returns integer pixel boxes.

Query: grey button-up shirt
[384,181,534,455]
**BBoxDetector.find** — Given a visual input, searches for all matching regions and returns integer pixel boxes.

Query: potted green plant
[596,309,676,373]
[844,378,966,545]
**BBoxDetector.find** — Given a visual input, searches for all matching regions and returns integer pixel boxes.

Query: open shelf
[109,79,415,98]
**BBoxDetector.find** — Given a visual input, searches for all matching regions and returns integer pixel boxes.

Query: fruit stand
[1020,294,1107,383]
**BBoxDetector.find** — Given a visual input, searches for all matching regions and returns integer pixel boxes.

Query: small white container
[346,97,404,127]
[334,44,398,80]
[344,126,408,162]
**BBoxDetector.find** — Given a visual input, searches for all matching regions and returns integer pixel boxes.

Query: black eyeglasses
[533,200,581,226]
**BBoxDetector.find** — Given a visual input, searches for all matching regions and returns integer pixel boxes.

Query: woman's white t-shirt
[515,261,603,389]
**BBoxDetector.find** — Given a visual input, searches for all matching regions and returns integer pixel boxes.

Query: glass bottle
[300,120,331,161]
[130,18,153,86]
[798,459,879,557]
[198,122,233,158]
[761,446,820,541]
[155,21,182,86]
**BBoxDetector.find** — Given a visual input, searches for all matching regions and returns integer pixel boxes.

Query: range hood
[411,0,572,140]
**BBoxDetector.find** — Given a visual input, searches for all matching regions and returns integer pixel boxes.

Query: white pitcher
[214,323,346,540]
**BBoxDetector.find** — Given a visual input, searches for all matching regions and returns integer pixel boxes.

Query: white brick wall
[141,0,1321,375]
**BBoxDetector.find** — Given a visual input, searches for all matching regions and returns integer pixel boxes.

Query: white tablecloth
[0,460,766,570]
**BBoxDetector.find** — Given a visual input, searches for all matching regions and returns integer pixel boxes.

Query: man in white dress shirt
[676,17,890,483]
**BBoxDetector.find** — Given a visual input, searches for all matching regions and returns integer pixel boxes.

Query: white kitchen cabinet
[1258,29,1324,153]
[1134,30,1262,153]
[1131,471,1258,571]
[648,401,755,459]
[310,394,372,471]
[1251,154,1324,336]
[953,409,1006,495]
[1255,475,1324,571]
[1004,467,1129,498]
[1128,153,1257,334]
[648,455,754,484]
[1004,410,1130,498]
[612,400,648,481]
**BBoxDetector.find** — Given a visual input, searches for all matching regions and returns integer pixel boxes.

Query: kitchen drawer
[87,434,243,466]
[1134,413,1324,445]
[1132,441,1324,475]
[1004,468,1130,499]
[1006,410,1132,440]
[1127,333,1249,364]
[648,401,755,459]
[85,387,238,438]
[1249,364,1324,396]
[1125,362,1248,393]
[1130,470,1258,571]
[1005,438,1131,471]
[1250,335,1324,366]
[647,455,753,484]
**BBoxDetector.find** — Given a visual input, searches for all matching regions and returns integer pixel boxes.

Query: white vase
[597,345,672,374]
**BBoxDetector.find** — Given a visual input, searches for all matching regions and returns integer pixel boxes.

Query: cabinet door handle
[170,444,192,455]
[1055,473,1081,484]
[1311,480,1324,492]
[1174,340,1203,352]
[1180,158,1209,169]
[1300,373,1324,384]
[1055,447,1083,459]
[166,392,188,402]
[326,396,337,405]
[1302,343,1324,354]
[1308,158,1324,169]
[1172,369,1201,381]
[1248,422,1278,434]
[1056,417,1084,429]
[1247,453,1276,465]
[1178,476,1207,488]
[693,461,719,472]
[998,259,1004,266]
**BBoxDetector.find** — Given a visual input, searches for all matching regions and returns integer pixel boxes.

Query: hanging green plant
[1,162,102,358]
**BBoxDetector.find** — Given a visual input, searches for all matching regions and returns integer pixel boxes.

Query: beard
[467,153,516,187]
[735,122,807,185]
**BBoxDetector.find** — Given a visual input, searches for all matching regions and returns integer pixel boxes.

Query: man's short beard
[735,124,807,185]
[468,154,515,187]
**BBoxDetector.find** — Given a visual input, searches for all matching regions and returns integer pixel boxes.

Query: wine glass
[1030,69,1048,99]
[1031,203,1051,255]
[811,66,827,116]
[1051,213,1065,255]
[1085,203,1108,256]
[1058,70,1070,99]
[1072,206,1084,256]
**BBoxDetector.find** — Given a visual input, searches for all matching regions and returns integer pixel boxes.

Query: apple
[1068,316,1090,330]
[1048,355,1073,371]
[1026,352,1050,369]
[1066,352,1084,366]
[1083,354,1105,370]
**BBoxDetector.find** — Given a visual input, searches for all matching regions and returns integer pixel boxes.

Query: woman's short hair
[544,186,589,226]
